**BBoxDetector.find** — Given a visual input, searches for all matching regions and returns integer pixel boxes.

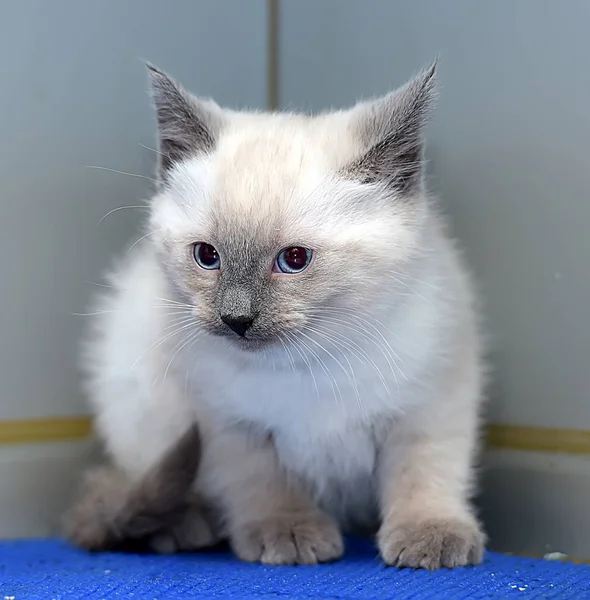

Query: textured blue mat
[1,538,589,599]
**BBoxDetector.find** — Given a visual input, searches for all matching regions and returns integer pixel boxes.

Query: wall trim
[1,417,590,454]
[0,417,93,445]
[486,424,590,455]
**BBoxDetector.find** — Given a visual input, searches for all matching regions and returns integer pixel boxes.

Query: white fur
[83,70,485,553]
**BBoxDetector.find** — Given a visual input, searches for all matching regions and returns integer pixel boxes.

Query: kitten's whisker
[153,310,195,319]
[139,143,168,158]
[290,332,330,402]
[184,361,190,397]
[317,317,404,389]
[162,315,197,332]
[86,165,158,183]
[343,308,415,353]
[313,307,407,378]
[152,305,196,312]
[130,320,199,371]
[389,269,443,290]
[297,329,358,408]
[159,309,196,318]
[183,330,205,377]
[160,327,204,387]
[291,331,343,408]
[73,301,193,321]
[314,306,396,337]
[284,332,319,400]
[305,321,391,398]
[84,281,115,289]
[317,333,369,421]
[308,312,403,388]
[126,229,160,255]
[98,205,148,225]
[278,335,297,373]
[300,326,366,418]
[349,312,407,368]
[71,310,117,317]
[83,283,196,312]
[384,273,429,303]
[152,297,196,308]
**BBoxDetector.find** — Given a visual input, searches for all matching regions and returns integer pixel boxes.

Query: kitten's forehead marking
[214,124,326,210]
[197,117,361,244]
[168,111,405,251]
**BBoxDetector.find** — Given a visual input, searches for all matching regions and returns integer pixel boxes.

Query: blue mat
[1,538,589,599]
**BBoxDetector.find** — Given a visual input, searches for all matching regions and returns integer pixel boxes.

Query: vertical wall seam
[267,0,279,110]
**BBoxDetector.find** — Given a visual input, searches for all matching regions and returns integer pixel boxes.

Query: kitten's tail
[64,424,204,551]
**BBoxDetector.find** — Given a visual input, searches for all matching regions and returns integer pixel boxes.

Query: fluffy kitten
[80,62,486,569]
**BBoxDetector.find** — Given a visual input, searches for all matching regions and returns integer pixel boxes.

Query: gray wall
[0,0,266,536]
[280,0,590,557]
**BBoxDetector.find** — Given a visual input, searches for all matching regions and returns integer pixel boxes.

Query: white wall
[0,0,267,536]
[280,0,590,557]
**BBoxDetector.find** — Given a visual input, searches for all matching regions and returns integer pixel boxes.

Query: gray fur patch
[63,424,217,552]
[147,64,224,181]
[346,62,437,194]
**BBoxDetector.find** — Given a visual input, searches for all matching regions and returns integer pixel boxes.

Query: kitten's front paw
[231,510,344,565]
[378,516,485,570]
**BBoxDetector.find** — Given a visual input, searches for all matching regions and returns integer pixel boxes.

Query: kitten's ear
[347,62,437,194]
[146,64,225,181]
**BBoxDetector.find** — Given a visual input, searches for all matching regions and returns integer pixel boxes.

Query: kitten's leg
[65,424,218,552]
[201,427,343,565]
[71,351,219,553]
[377,345,486,569]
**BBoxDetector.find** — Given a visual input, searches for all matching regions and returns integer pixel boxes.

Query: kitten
[80,61,486,569]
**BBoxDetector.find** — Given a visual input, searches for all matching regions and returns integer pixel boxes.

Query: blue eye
[274,246,312,274]
[193,243,220,270]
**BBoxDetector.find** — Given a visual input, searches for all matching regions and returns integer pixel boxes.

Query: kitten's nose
[220,314,254,337]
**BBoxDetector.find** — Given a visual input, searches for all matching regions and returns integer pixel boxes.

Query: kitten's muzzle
[220,313,256,337]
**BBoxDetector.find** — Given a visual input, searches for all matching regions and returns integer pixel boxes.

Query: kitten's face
[146,64,435,349]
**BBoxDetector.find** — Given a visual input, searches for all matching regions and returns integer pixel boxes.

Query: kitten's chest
[265,382,380,527]
[195,340,396,425]
[276,418,380,529]
[196,353,388,450]
[193,353,384,522]
[273,415,378,503]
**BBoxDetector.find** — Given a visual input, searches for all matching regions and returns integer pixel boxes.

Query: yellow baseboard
[1,417,590,455]
[486,424,590,455]
[0,416,93,445]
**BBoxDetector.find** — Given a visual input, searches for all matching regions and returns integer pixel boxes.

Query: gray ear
[347,62,437,194]
[146,64,224,181]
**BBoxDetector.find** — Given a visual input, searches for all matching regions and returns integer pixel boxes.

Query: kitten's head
[147,63,436,350]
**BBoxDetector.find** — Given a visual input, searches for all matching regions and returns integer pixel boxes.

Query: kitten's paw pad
[231,511,344,565]
[378,517,485,570]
